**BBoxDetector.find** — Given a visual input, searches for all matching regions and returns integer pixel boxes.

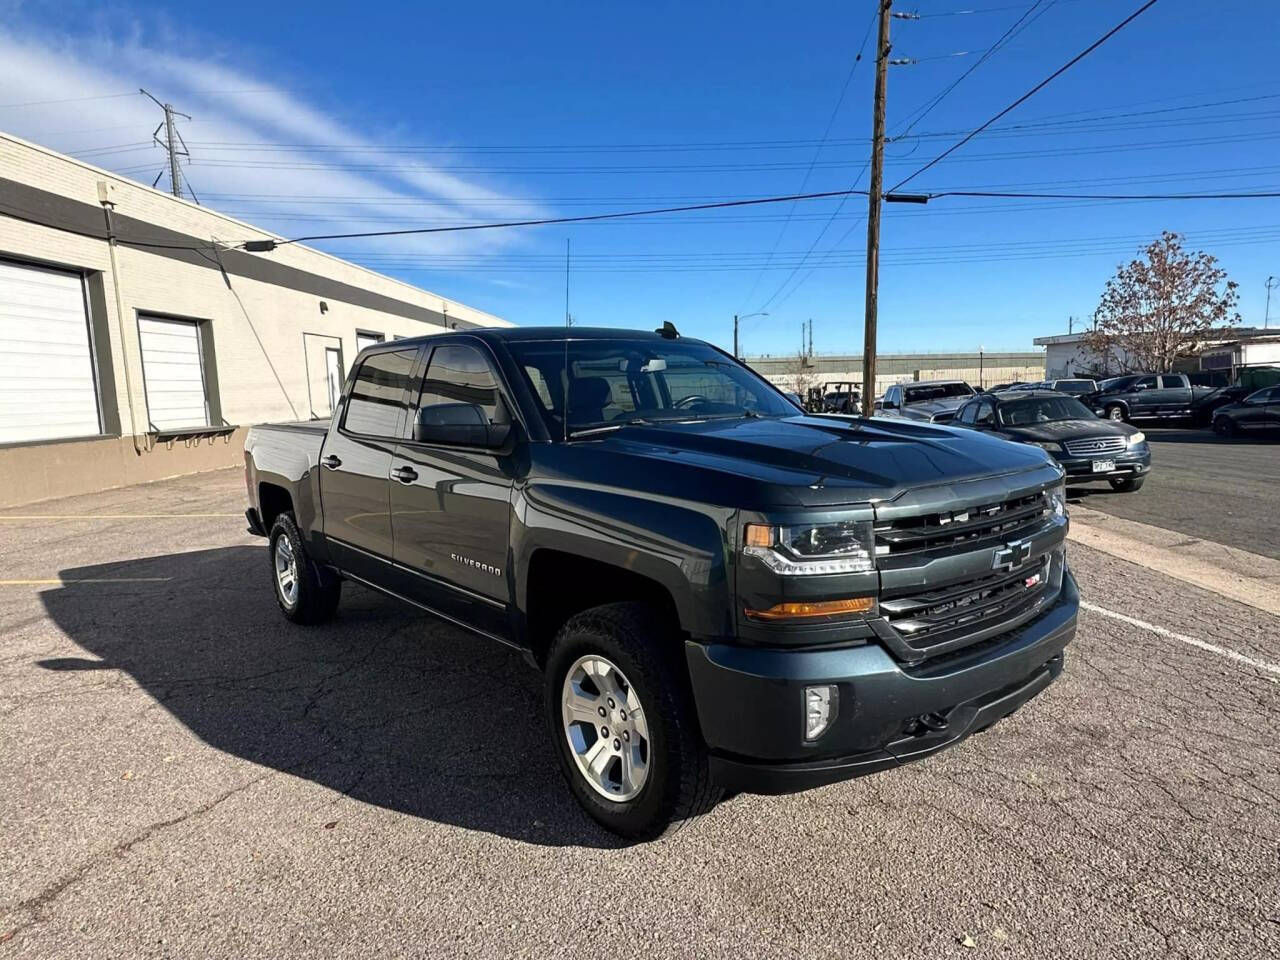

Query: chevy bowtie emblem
[993,538,1032,571]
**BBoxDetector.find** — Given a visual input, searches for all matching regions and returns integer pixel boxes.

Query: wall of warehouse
[745,353,1045,397]
[0,133,508,508]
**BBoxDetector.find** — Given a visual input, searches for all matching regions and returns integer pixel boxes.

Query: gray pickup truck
[244,326,1078,838]
[1087,373,1216,422]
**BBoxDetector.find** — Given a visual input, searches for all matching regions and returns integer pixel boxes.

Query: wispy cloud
[0,21,544,262]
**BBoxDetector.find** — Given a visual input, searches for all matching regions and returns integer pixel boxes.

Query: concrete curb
[1067,504,1280,617]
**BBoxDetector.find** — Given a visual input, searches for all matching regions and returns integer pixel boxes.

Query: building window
[356,330,385,353]
[137,315,211,430]
[0,259,105,445]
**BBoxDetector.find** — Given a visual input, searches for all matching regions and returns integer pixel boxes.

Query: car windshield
[999,396,1096,426]
[903,382,973,403]
[1055,380,1094,394]
[505,337,796,436]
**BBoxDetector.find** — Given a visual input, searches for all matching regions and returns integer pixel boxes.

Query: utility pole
[807,318,813,357]
[140,89,192,200]
[1068,315,1074,335]
[565,238,571,327]
[1266,276,1277,329]
[861,0,892,417]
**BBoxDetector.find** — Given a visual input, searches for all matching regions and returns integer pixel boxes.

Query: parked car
[876,380,976,423]
[1191,385,1252,425]
[244,326,1076,839]
[983,381,1027,393]
[1211,385,1280,437]
[1045,378,1097,397]
[1085,373,1216,422]
[955,390,1150,491]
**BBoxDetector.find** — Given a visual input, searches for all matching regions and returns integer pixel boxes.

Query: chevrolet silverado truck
[244,326,1077,839]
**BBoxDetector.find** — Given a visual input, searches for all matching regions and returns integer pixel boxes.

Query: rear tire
[269,512,341,624]
[1109,476,1145,492]
[1105,404,1126,422]
[544,602,719,840]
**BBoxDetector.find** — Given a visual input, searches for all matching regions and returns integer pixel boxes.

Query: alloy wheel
[274,535,299,607]
[561,655,651,802]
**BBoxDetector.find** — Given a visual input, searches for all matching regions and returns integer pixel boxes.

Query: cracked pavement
[1,468,1277,959]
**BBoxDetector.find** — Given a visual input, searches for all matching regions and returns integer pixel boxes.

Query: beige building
[745,351,1045,398]
[0,132,509,508]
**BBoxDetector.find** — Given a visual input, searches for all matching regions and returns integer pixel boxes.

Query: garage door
[138,316,209,430]
[0,259,102,444]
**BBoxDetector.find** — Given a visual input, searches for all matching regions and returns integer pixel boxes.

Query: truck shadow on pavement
[39,545,629,849]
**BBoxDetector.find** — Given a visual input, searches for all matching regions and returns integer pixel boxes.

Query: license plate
[1092,459,1115,473]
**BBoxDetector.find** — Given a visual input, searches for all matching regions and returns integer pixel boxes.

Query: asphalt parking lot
[3,467,1278,959]
[1067,425,1280,559]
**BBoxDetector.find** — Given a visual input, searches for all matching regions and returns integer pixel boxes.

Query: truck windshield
[903,383,974,403]
[505,338,796,437]
[999,396,1096,425]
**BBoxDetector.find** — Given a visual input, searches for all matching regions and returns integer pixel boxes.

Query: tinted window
[903,382,974,403]
[1246,387,1278,404]
[1055,380,1094,395]
[974,400,996,425]
[342,349,416,437]
[955,402,976,424]
[417,343,502,423]
[1160,375,1185,389]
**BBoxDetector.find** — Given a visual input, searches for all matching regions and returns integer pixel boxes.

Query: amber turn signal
[743,523,774,548]
[744,597,875,621]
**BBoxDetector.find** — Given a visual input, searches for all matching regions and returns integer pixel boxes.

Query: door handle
[392,466,418,484]
[321,454,342,470]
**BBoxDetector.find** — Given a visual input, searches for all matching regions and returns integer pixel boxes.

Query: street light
[733,312,769,359]
[1266,276,1277,329]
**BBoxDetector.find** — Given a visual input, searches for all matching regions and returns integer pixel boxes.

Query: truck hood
[900,397,971,421]
[570,414,1056,507]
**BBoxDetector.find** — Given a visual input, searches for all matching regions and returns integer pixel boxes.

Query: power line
[890,0,1162,192]
[738,4,880,311]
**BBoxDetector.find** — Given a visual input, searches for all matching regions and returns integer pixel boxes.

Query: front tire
[1105,404,1126,422]
[269,513,341,624]
[1213,416,1235,437]
[544,602,719,840]
[1109,475,1145,492]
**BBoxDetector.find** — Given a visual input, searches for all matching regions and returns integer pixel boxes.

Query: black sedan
[953,390,1151,491]
[1211,385,1280,437]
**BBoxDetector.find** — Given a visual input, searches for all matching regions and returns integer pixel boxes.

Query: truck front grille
[880,555,1052,656]
[1063,435,1126,456]
[874,490,1050,558]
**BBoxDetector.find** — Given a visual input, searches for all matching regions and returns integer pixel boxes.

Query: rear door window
[1160,375,1185,389]
[341,349,416,438]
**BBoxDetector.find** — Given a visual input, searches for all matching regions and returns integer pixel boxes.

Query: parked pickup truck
[1086,373,1215,423]
[244,326,1077,838]
[876,380,977,423]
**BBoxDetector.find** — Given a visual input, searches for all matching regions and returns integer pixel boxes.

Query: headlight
[1047,482,1067,518]
[1127,431,1146,446]
[1029,441,1063,453]
[743,520,874,575]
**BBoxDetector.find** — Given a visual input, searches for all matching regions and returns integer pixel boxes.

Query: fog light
[804,684,839,740]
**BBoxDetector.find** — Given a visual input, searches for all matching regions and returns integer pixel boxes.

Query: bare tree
[785,352,817,404]
[1082,231,1239,374]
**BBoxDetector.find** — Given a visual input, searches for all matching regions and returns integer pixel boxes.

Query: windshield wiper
[567,417,650,439]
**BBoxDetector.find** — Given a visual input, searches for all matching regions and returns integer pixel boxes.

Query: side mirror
[413,403,512,449]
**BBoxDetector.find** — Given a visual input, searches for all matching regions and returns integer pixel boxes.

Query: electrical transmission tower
[140,89,195,202]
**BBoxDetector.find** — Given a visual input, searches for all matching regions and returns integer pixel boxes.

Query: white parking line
[1081,600,1280,680]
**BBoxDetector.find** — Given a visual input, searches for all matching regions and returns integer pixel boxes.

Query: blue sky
[2,0,1278,355]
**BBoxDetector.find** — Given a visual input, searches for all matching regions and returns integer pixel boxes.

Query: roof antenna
[656,321,679,339]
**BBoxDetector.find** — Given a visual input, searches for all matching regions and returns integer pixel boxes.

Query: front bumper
[1055,447,1150,481]
[686,571,1078,794]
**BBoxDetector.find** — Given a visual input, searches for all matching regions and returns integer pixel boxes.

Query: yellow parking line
[0,514,241,520]
[0,577,172,585]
